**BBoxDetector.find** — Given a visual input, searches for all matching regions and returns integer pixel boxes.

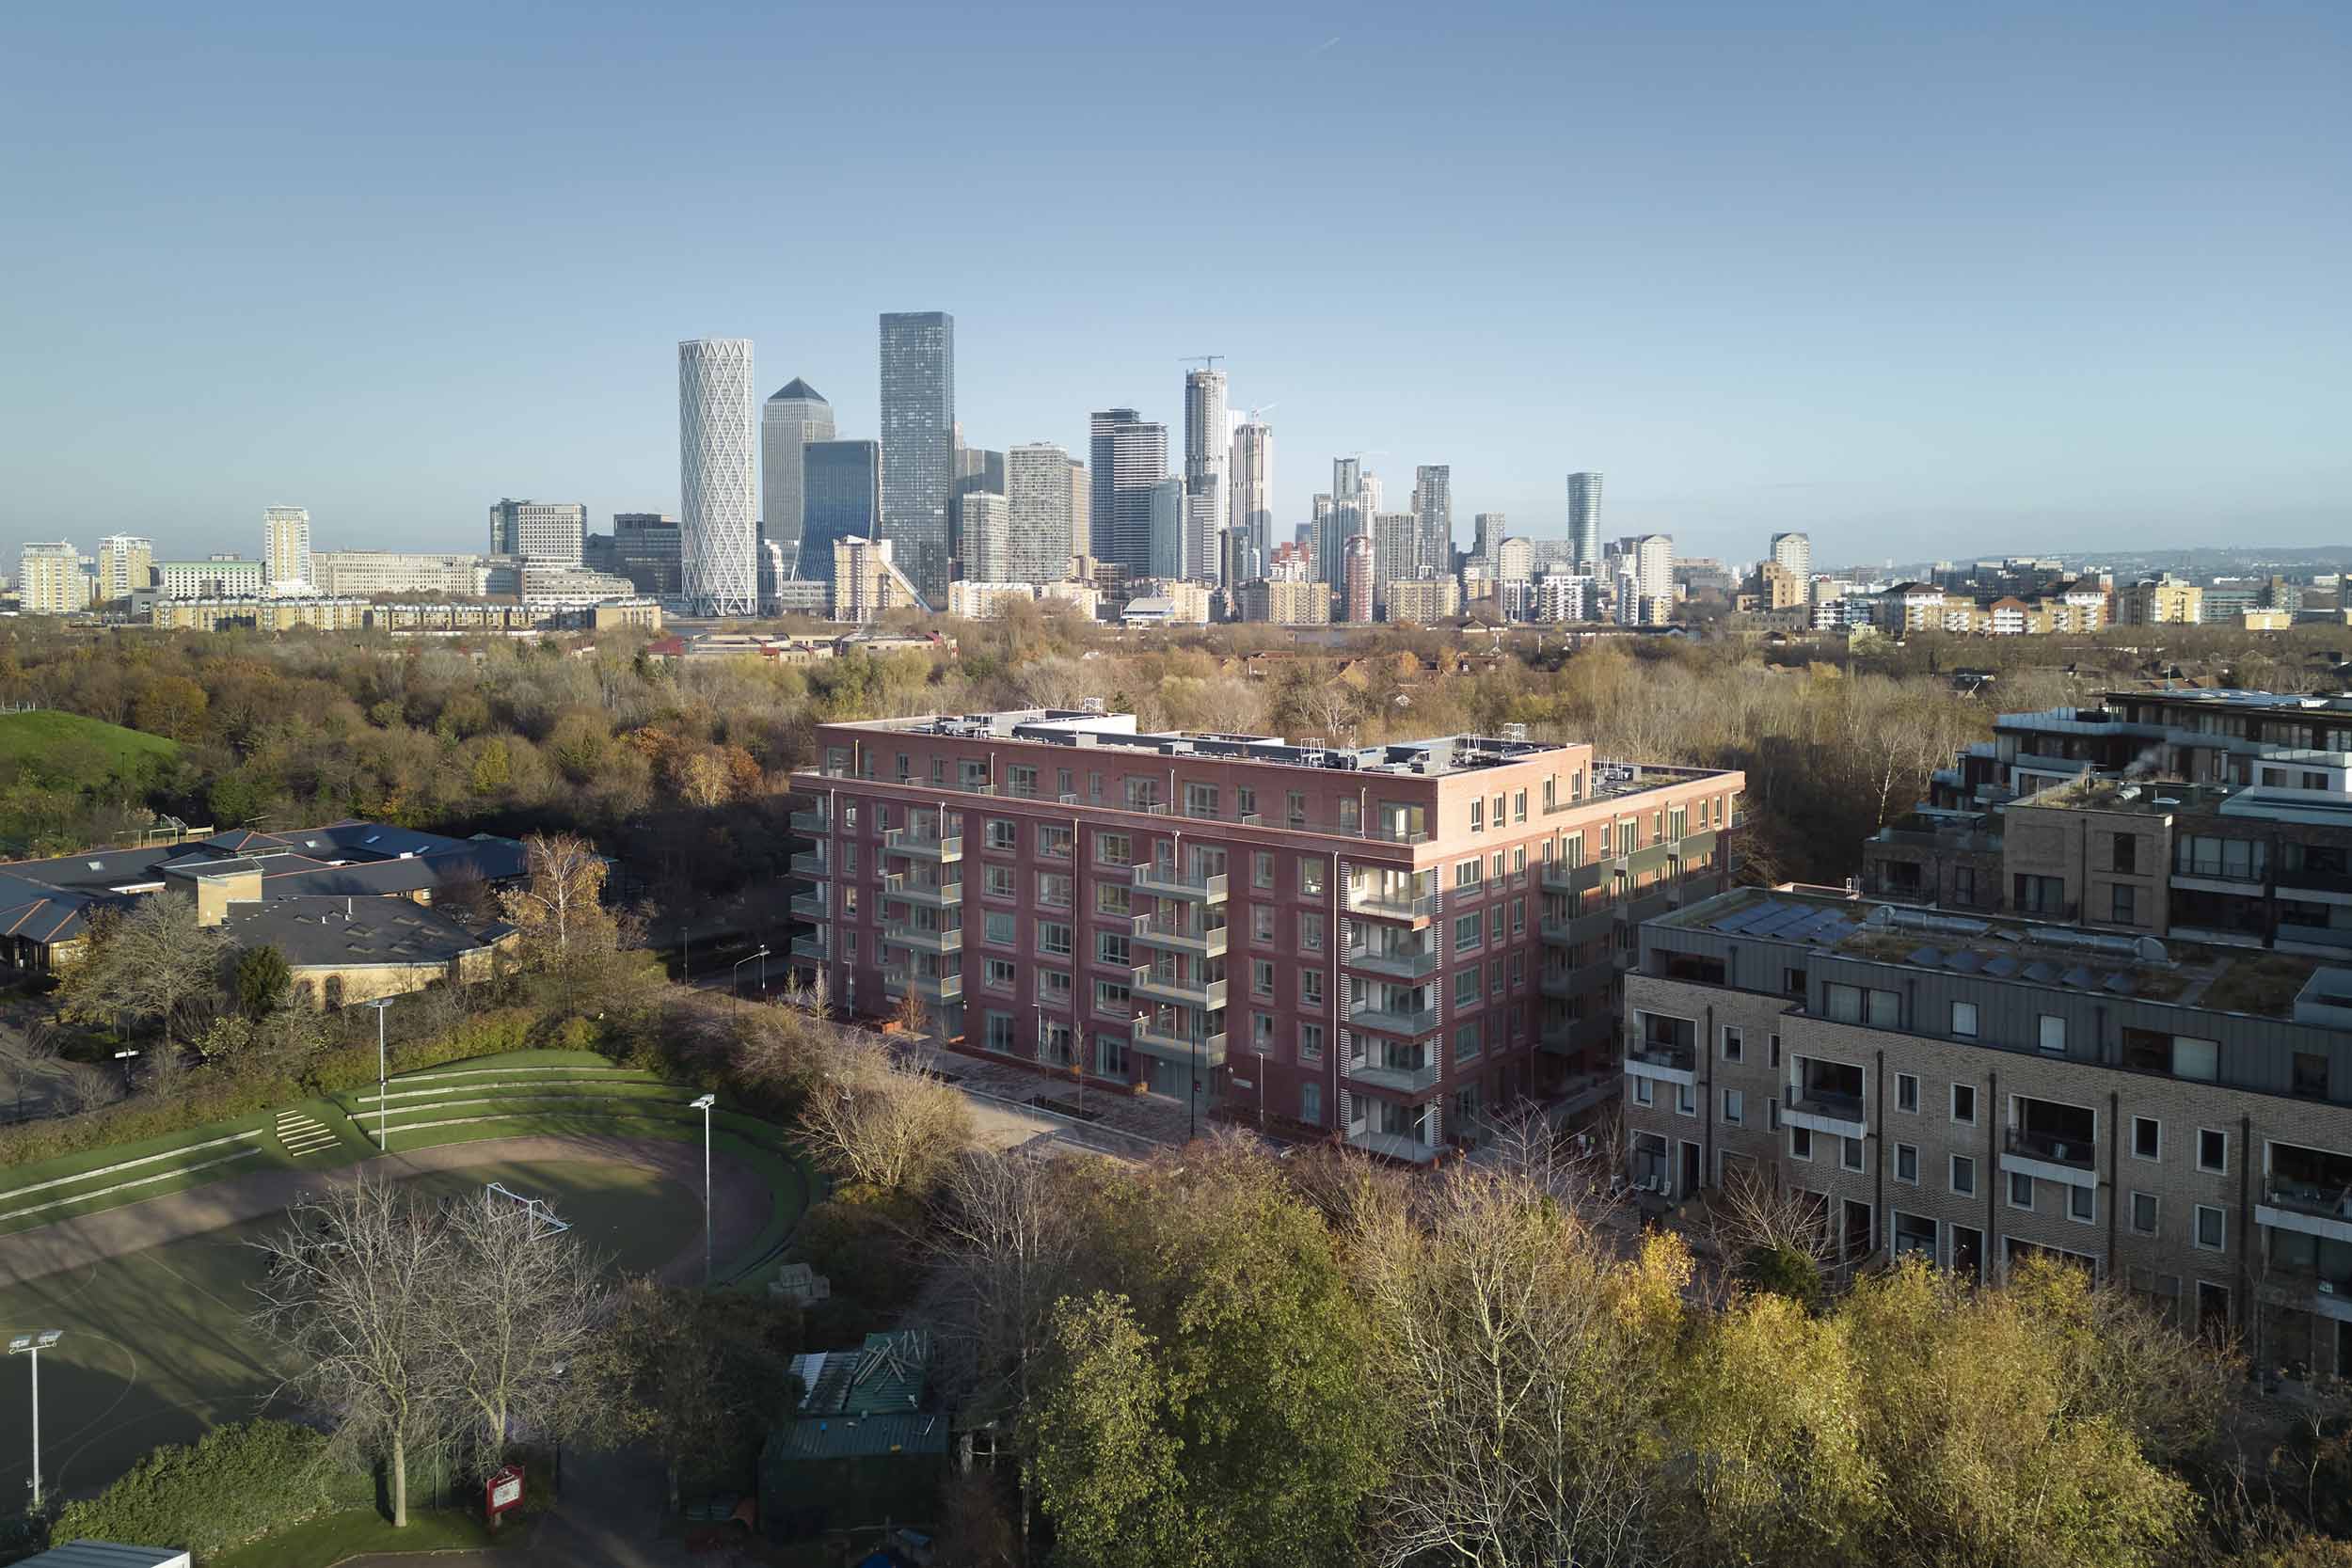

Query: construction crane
[1240,403,1279,423]
[1180,355,1225,371]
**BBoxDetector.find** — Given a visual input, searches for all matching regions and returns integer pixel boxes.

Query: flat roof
[1660,885,2323,1019]
[830,708,1575,779]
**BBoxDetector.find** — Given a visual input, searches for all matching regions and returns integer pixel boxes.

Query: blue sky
[4,0,2345,569]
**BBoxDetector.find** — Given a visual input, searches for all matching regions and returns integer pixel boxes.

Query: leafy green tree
[234,942,293,1017]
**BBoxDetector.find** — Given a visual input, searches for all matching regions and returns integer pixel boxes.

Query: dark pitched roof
[769,378,827,404]
[219,897,512,969]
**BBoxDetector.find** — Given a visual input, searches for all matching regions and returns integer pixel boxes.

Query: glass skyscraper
[1089,408,1168,577]
[801,439,882,585]
[1567,471,1604,571]
[878,311,955,604]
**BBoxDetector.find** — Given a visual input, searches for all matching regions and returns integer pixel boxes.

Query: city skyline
[4,4,2342,567]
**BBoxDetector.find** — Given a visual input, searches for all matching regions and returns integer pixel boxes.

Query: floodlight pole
[691,1094,717,1286]
[364,998,396,1151]
[9,1330,62,1513]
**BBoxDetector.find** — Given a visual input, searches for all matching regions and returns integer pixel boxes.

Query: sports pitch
[0,1157,695,1502]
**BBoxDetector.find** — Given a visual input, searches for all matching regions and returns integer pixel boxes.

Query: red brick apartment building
[787,707,1741,1160]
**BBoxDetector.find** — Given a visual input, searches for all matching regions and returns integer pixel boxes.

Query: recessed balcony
[1348,1000,1441,1038]
[2000,1125,2099,1189]
[1350,1053,1442,1093]
[1347,886,1438,924]
[1623,1044,1695,1088]
[1345,942,1438,980]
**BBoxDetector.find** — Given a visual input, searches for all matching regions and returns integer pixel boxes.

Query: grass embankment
[0,708,182,772]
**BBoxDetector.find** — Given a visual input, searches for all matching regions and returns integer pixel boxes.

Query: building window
[2110,884,2137,926]
[1454,969,1478,1008]
[1302,969,1323,1006]
[984,911,1015,944]
[1096,931,1130,966]
[985,818,1017,851]
[2131,1192,2158,1233]
[1300,1022,1323,1062]
[1301,860,1327,896]
[1951,1154,1977,1196]
[1455,858,1482,889]
[1252,959,1275,998]
[1252,906,1275,943]
[1454,912,1483,951]
[1254,852,1274,889]
[2068,1183,2096,1224]
[1470,799,1485,832]
[2008,1171,2034,1211]
[1093,978,1131,1016]
[2193,1204,2225,1251]
[2132,1117,2159,1161]
[1676,1084,1696,1117]
[1095,882,1130,916]
[1036,872,1071,908]
[2197,1128,2226,1174]
[1286,790,1307,829]
[1456,1022,1482,1064]
[1789,1126,1814,1161]
[2037,1015,2066,1054]
[1301,911,1325,952]
[1951,1084,1977,1125]
[1633,1077,1655,1107]
[1186,782,1227,818]
[2111,832,2137,873]
[1895,1143,1918,1183]
[1511,896,1526,934]
[1039,825,1072,859]
[985,958,1017,989]
[2013,873,2066,915]
[1041,969,1072,1002]
[1949,1002,1981,1039]
[1514,789,1528,823]
[1842,1136,1865,1172]
[985,1013,1017,1053]
[1300,1083,1323,1125]
[1098,832,1132,866]
[1721,1026,1742,1063]
[1896,1072,1918,1113]
[1723,1088,1743,1125]
[1038,921,1072,956]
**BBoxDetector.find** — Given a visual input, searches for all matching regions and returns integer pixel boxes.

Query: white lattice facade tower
[679,338,758,617]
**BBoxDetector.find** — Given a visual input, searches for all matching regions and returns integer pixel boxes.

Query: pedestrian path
[274,1109,338,1159]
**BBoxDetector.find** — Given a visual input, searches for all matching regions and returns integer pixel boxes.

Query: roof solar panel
[1984,956,2020,978]
[2023,962,2058,984]
[1947,952,1982,973]
[2062,966,2098,989]
[1909,947,1943,966]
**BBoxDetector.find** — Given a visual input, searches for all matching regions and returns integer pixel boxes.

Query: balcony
[1345,943,1439,981]
[1133,863,1230,903]
[1131,1021,1228,1067]
[1783,1085,1868,1140]
[2276,863,2352,898]
[1624,889,1674,927]
[1349,1000,1441,1038]
[1539,959,1615,1000]
[1348,886,1438,924]
[1130,914,1228,958]
[882,968,964,1006]
[2264,1251,2352,1316]
[788,891,829,922]
[1541,861,1603,896]
[2000,1126,2099,1190]
[1552,1069,1620,1119]
[882,872,962,907]
[788,933,829,962]
[1355,1053,1439,1090]
[1345,1126,1443,1165]
[884,827,962,862]
[1130,963,1228,1010]
[1541,907,1618,948]
[1539,1013,1616,1056]
[883,922,964,957]
[1623,1044,1696,1088]
[788,808,832,835]
[2257,1183,2352,1245]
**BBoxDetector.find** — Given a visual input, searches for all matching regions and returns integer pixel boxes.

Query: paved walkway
[0,1134,775,1291]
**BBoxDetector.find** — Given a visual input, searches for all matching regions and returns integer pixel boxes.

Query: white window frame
[2067,1183,2096,1225]
[1950,1083,1978,1126]
[1896,1071,1918,1114]
[2130,1191,2158,1234]
[1894,1142,1919,1184]
[2132,1116,2161,1163]
[2193,1204,2226,1252]
[2197,1128,2227,1174]
[2008,1171,2035,1212]
[1950,1154,1977,1196]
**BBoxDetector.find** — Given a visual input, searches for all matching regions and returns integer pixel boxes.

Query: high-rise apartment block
[1005,443,1077,586]
[801,440,883,586]
[679,338,759,617]
[263,506,313,589]
[1147,477,1189,581]
[1089,408,1168,578]
[1343,534,1375,625]
[1567,472,1604,570]
[1371,512,1420,594]
[959,493,1011,582]
[1770,531,1812,583]
[879,311,956,604]
[1183,369,1229,584]
[1229,421,1273,582]
[2120,578,2204,626]
[1412,465,1452,576]
[1382,578,1461,625]
[830,535,925,622]
[1322,459,1366,591]
[788,711,1739,1154]
[1472,513,1506,578]
[762,379,834,579]
[16,543,85,614]
[95,535,153,601]
[487,499,586,566]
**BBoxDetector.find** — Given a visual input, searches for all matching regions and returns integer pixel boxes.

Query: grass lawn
[0,1158,694,1504]
[0,709,181,774]
[205,1499,537,1567]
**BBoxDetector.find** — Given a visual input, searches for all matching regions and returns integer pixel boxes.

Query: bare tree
[57,893,229,1053]
[248,1177,452,1528]
[435,1191,613,1481]
[798,1034,975,1194]
[498,832,615,966]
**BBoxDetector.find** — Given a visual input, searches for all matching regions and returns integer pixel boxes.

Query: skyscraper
[95,534,152,601]
[1228,420,1273,581]
[1321,459,1365,590]
[1147,476,1189,580]
[878,311,956,604]
[1623,532,1674,625]
[17,542,84,614]
[1471,513,1506,577]
[960,493,1011,582]
[1343,534,1375,624]
[1411,465,1452,576]
[801,439,882,586]
[1089,408,1168,577]
[678,337,758,616]
[1006,443,1077,586]
[1182,368,1228,584]
[951,444,1005,576]
[1069,458,1090,566]
[762,378,834,579]
[262,506,312,589]
[1372,513,1421,594]
[1567,472,1604,570]
[487,499,587,565]
[1770,531,1813,583]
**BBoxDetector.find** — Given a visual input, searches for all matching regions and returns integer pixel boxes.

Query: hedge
[50,1419,374,1559]
[0,1009,540,1171]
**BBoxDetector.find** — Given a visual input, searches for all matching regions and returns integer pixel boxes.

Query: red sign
[485,1465,525,1523]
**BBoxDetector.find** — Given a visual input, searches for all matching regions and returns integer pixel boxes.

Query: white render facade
[679,338,759,617]
[263,506,313,590]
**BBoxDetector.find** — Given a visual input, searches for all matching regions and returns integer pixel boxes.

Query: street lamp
[111,1048,139,1095]
[8,1329,63,1512]
[730,948,770,1013]
[690,1093,717,1286]
[362,998,396,1151]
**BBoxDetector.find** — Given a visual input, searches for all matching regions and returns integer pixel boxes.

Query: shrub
[50,1419,373,1557]
[1735,1241,1825,1312]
